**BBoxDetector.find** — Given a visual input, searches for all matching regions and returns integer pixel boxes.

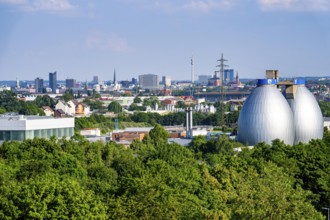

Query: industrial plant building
[237,77,323,146]
[0,114,74,142]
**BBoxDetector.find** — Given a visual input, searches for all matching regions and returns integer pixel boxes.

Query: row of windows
[0,128,74,141]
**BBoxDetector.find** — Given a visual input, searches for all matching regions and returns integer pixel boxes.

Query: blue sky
[1,0,330,81]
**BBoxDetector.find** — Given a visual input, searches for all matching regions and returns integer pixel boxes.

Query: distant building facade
[132,77,138,85]
[0,114,74,141]
[66,79,76,89]
[35,77,44,93]
[93,76,99,84]
[162,76,171,87]
[198,75,212,85]
[139,74,159,90]
[49,72,57,93]
[224,69,234,83]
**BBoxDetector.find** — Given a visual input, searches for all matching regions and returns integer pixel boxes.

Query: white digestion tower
[237,78,323,146]
[237,79,295,146]
[284,79,323,145]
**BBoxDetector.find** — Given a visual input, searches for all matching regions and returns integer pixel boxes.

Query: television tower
[216,53,228,128]
[191,56,195,97]
[113,68,117,84]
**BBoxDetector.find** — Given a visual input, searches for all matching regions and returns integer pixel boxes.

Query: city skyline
[1,0,330,81]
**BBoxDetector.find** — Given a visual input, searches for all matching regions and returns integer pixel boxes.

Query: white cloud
[181,0,234,12]
[0,0,75,12]
[86,32,131,53]
[118,0,236,13]
[258,0,330,11]
[30,0,74,11]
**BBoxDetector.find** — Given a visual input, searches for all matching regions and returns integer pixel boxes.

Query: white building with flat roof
[0,114,74,141]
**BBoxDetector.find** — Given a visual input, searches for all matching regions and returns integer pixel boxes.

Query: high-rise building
[49,72,57,93]
[138,74,159,90]
[162,76,171,87]
[35,77,44,93]
[93,76,99,84]
[66,79,76,89]
[224,69,234,83]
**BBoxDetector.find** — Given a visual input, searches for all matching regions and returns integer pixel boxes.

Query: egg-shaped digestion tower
[284,79,323,144]
[237,79,295,146]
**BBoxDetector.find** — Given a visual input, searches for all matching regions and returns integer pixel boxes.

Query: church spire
[235,71,240,84]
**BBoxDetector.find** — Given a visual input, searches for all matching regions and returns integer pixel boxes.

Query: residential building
[42,106,54,116]
[49,72,57,93]
[162,98,177,111]
[0,114,74,141]
[75,103,91,116]
[55,100,76,116]
[54,109,66,118]
[139,74,159,90]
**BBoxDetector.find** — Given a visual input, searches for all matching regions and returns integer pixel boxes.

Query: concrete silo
[237,79,295,146]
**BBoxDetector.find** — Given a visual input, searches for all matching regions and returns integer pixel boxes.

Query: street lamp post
[322,207,330,220]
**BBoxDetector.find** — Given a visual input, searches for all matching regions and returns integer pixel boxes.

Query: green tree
[35,95,56,108]
[0,90,20,112]
[175,100,186,109]
[128,103,146,111]
[133,96,142,103]
[19,101,45,116]
[15,175,107,219]
[62,90,74,102]
[108,101,122,113]
[0,107,6,114]
[147,124,169,147]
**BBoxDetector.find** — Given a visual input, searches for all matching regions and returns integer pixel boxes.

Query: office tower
[35,77,44,93]
[49,72,57,93]
[138,74,159,90]
[93,76,99,84]
[66,78,76,89]
[162,76,171,87]
[224,69,234,83]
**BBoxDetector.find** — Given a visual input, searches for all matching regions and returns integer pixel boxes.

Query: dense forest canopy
[1,125,330,219]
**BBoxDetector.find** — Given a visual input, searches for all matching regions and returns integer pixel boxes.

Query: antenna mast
[191,56,194,97]
[216,53,228,129]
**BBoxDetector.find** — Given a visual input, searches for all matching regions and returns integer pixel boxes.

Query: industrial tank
[284,79,323,144]
[237,79,295,146]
